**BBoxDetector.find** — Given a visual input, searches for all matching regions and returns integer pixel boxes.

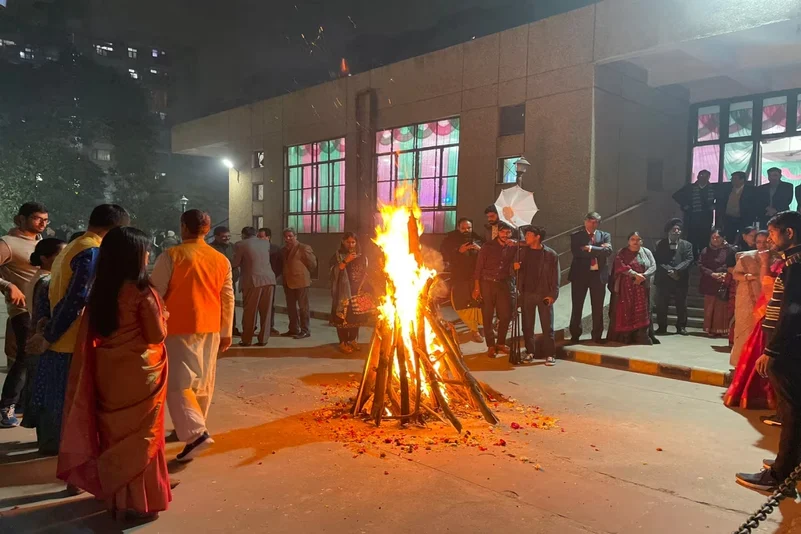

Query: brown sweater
[0,229,40,317]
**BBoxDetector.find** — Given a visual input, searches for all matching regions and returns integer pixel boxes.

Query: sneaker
[736,469,780,492]
[279,331,299,337]
[519,353,536,364]
[471,331,485,343]
[293,332,311,340]
[545,356,556,366]
[176,432,215,463]
[0,406,19,428]
[487,347,498,359]
[761,414,782,427]
[764,459,775,470]
[676,328,688,336]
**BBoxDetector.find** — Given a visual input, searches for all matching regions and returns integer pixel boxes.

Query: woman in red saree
[607,232,656,345]
[723,246,782,410]
[58,227,171,521]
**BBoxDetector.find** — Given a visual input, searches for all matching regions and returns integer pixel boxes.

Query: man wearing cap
[653,218,694,335]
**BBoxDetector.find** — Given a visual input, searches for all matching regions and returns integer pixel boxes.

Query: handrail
[543,198,649,246]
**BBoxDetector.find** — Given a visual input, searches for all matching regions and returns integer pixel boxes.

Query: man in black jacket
[568,212,612,343]
[653,218,694,336]
[716,171,755,243]
[440,218,484,343]
[737,210,801,492]
[756,167,794,228]
[515,225,560,365]
[672,169,716,257]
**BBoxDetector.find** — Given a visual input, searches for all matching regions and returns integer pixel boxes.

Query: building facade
[173,0,801,287]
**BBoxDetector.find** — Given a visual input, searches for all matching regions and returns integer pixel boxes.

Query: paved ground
[0,313,798,533]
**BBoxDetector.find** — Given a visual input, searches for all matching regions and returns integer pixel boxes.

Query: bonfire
[352,188,499,432]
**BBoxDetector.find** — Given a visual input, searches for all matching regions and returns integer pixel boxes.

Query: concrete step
[652,314,704,329]
[654,306,705,319]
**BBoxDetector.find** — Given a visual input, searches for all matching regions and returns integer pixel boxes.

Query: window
[95,43,113,56]
[499,104,525,136]
[696,105,720,142]
[152,48,159,58]
[128,69,138,80]
[150,68,158,75]
[253,150,265,168]
[498,156,521,184]
[253,216,264,230]
[128,47,137,59]
[763,96,787,135]
[286,137,346,233]
[19,47,33,60]
[0,39,16,47]
[92,149,112,162]
[253,183,264,201]
[729,101,754,138]
[376,118,460,233]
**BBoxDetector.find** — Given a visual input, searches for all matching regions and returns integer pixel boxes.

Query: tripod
[508,242,524,365]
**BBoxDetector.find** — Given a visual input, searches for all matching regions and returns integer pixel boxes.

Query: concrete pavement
[0,314,798,533]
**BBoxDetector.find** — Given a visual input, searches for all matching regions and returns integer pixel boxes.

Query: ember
[352,188,499,432]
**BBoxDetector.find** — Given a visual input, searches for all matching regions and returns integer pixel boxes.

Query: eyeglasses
[29,215,49,225]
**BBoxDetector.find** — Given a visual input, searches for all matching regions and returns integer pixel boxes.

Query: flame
[374,187,446,409]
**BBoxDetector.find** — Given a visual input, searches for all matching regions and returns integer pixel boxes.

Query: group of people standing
[0,202,237,521]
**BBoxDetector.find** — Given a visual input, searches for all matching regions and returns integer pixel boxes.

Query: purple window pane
[692,145,721,183]
[376,130,392,154]
[432,210,446,233]
[418,123,437,149]
[419,211,434,233]
[418,178,438,207]
[300,143,314,165]
[762,96,787,135]
[376,155,393,182]
[301,215,312,233]
[418,149,439,178]
[697,105,720,142]
[377,181,392,204]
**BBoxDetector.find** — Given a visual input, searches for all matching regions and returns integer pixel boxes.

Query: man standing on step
[151,210,235,462]
[737,210,801,492]
[568,212,612,344]
[673,169,716,257]
[654,218,694,336]
[280,228,317,340]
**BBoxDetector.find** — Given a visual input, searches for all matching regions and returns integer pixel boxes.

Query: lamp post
[180,195,188,212]
[223,158,240,183]
[515,157,531,185]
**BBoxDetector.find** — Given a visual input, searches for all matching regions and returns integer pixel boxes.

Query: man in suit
[280,228,318,339]
[257,227,283,336]
[757,167,794,228]
[672,169,716,257]
[234,227,276,347]
[653,218,694,336]
[210,226,241,335]
[717,171,755,244]
[568,212,612,343]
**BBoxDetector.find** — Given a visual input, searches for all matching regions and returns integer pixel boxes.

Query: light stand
[508,157,530,365]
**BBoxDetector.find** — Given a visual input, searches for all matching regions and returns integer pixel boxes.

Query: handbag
[716,279,730,301]
[348,275,377,316]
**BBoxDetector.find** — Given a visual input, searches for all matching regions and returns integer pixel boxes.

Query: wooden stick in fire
[352,322,383,415]
[371,319,396,425]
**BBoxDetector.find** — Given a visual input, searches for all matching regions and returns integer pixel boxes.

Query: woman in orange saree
[58,227,171,521]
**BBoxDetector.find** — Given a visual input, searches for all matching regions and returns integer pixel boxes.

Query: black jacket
[440,230,484,280]
[568,229,612,284]
[715,182,756,223]
[269,243,284,281]
[518,245,560,300]
[653,238,694,288]
[756,182,794,224]
[765,246,801,361]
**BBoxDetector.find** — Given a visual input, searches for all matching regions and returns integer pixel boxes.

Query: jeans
[768,357,801,480]
[285,286,311,335]
[655,283,688,330]
[521,293,555,357]
[479,280,513,348]
[569,271,605,341]
[1,313,31,410]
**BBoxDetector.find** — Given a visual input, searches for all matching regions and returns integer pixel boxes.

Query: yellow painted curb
[690,368,726,387]
[628,359,659,376]
[573,351,602,365]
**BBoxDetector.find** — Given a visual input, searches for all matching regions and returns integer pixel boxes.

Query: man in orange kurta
[151,210,234,462]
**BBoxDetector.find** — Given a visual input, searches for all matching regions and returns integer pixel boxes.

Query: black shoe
[570,337,580,344]
[676,328,688,336]
[761,414,782,427]
[280,331,299,337]
[293,332,311,339]
[592,338,606,345]
[237,341,252,347]
[736,469,780,492]
[654,328,668,335]
[256,341,268,347]
[176,432,214,463]
[764,459,775,470]
[233,328,242,337]
[165,430,180,443]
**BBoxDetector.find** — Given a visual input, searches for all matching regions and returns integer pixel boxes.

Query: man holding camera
[440,218,485,343]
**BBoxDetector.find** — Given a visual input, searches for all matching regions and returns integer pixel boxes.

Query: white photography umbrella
[494,185,538,229]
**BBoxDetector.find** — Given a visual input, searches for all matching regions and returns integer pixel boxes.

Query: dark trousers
[479,280,513,348]
[521,293,554,357]
[285,286,311,335]
[1,313,31,410]
[722,215,744,244]
[768,358,801,480]
[569,271,605,340]
[337,327,359,343]
[242,285,275,345]
[687,213,713,258]
[270,289,276,330]
[655,283,688,330]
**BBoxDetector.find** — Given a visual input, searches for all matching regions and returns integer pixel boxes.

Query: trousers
[166,333,220,443]
[521,293,555,357]
[285,286,310,335]
[569,271,605,341]
[655,283,688,330]
[479,280,513,348]
[242,285,275,344]
[1,313,31,409]
[768,357,801,480]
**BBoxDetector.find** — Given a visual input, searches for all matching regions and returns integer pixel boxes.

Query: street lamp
[515,157,531,185]
[222,157,240,183]
[180,195,188,212]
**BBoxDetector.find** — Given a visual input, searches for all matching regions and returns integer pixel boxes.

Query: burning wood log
[351,188,498,432]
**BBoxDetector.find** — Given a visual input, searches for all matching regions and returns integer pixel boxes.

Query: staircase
[652,268,706,330]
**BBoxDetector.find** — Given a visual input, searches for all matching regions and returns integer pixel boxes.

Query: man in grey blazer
[233,226,276,346]
[280,227,318,339]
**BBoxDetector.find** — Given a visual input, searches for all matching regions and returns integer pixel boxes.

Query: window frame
[499,104,526,137]
[252,183,264,202]
[497,156,521,185]
[374,117,460,234]
[283,137,346,234]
